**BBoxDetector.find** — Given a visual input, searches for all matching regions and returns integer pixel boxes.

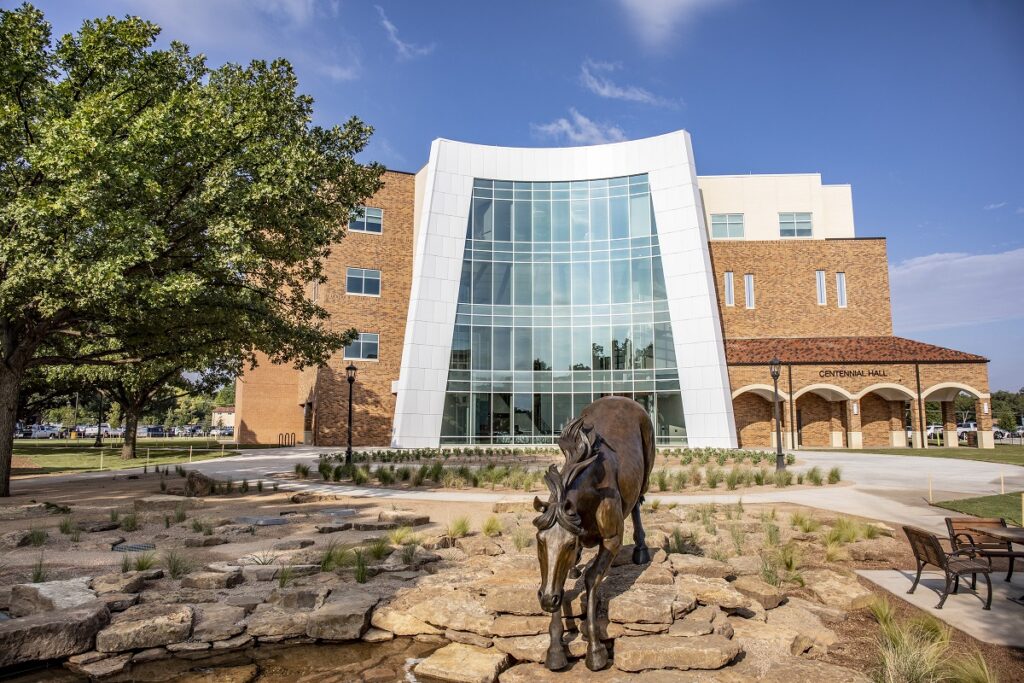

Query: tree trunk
[0,363,25,497]
[121,407,139,459]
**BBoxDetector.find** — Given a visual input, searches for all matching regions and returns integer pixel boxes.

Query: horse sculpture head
[533,416,599,613]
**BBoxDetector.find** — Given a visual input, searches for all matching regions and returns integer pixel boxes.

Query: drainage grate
[235,516,286,526]
[112,543,156,553]
[321,508,357,517]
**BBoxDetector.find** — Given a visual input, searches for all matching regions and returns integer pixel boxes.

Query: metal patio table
[967,525,1024,607]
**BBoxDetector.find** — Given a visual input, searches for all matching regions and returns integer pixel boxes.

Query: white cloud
[890,248,1024,333]
[376,6,434,60]
[618,0,733,49]
[983,202,1007,210]
[579,59,679,108]
[532,109,627,146]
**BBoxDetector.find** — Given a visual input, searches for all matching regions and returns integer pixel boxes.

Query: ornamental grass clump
[387,526,417,545]
[447,516,471,539]
[163,550,193,579]
[294,463,310,479]
[512,527,533,551]
[773,470,793,488]
[828,467,842,484]
[482,516,502,537]
[806,466,824,486]
[133,551,157,571]
[654,469,670,492]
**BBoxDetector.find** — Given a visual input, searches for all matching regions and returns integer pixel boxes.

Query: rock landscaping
[0,471,905,681]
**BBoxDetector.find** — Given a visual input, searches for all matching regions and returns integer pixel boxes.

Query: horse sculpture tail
[638,410,655,499]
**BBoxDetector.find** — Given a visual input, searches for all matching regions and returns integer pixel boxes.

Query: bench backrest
[945,517,1008,550]
[904,525,946,569]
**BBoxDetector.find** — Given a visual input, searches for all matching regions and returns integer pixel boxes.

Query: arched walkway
[920,382,985,402]
[860,391,905,448]
[731,385,789,449]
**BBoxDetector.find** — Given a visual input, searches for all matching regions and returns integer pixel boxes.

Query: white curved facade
[391,131,737,448]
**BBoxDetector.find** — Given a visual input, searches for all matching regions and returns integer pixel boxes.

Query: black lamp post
[769,357,785,471]
[345,363,357,466]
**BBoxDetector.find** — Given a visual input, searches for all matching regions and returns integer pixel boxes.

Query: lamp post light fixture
[769,357,785,472]
[345,363,357,467]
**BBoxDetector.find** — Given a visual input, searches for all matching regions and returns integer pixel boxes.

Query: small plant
[790,510,821,533]
[806,466,823,486]
[706,467,723,489]
[59,516,75,535]
[294,463,310,479]
[833,516,861,544]
[109,509,120,523]
[163,515,170,529]
[827,467,842,484]
[31,553,48,582]
[320,541,353,572]
[378,467,395,486]
[785,453,795,466]
[163,550,193,579]
[654,469,670,492]
[401,543,417,565]
[763,522,781,546]
[44,501,71,514]
[482,516,502,537]
[725,468,741,491]
[159,479,167,492]
[367,537,391,560]
[69,528,81,542]
[120,513,139,532]
[863,523,881,540]
[354,550,368,583]
[396,466,412,481]
[752,469,765,486]
[665,526,701,555]
[410,467,425,487]
[28,527,47,547]
[773,470,792,488]
[240,479,250,493]
[387,526,418,545]
[512,527,533,551]
[256,480,264,492]
[133,551,157,571]
[447,516,471,539]
[796,472,805,485]
[728,524,746,555]
[352,467,369,486]
[173,503,187,524]
[120,553,132,573]
[648,498,661,512]
[824,540,847,562]
[246,551,280,565]
[277,565,295,588]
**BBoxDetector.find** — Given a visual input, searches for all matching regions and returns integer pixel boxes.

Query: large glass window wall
[441,174,687,445]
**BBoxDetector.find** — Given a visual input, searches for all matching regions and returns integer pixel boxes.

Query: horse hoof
[569,566,582,579]
[586,645,609,671]
[545,648,569,671]
[632,545,651,565]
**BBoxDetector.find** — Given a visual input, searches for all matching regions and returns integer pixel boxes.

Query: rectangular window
[779,212,812,238]
[744,273,755,309]
[815,269,826,305]
[836,272,847,308]
[710,213,744,239]
[349,206,383,234]
[344,332,379,360]
[346,267,381,296]
[724,271,735,307]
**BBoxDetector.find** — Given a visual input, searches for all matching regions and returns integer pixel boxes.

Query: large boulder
[0,603,110,667]
[306,592,379,641]
[457,535,504,557]
[92,571,146,594]
[729,618,816,670]
[95,603,193,652]
[0,530,32,549]
[848,538,902,563]
[673,576,751,611]
[245,604,309,639]
[185,470,218,497]
[766,603,838,650]
[803,570,873,611]
[407,589,496,635]
[265,587,328,611]
[181,571,243,590]
[414,642,511,683]
[192,604,247,642]
[613,634,741,673]
[491,634,553,663]
[9,577,96,617]
[730,575,784,610]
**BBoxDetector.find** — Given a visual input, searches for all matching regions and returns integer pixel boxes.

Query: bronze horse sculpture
[533,396,656,671]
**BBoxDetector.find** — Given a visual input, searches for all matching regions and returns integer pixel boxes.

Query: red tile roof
[725,336,988,365]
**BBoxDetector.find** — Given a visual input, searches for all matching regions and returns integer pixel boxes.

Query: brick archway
[733,392,773,448]
[860,392,904,448]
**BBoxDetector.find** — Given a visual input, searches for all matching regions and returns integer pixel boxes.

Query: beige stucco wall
[697,173,854,240]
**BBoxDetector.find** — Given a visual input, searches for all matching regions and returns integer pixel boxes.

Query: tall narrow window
[744,274,755,309]
[815,269,826,305]
[723,271,735,306]
[836,272,847,308]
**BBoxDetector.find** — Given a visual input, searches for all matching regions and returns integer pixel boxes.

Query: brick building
[236,132,993,450]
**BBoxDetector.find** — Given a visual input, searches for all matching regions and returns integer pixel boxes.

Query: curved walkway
[13,447,1024,532]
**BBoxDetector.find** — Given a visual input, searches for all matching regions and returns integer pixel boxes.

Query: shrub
[871,600,956,683]
[512,527,533,551]
[120,513,139,532]
[173,503,187,524]
[728,524,746,555]
[378,467,395,486]
[482,516,502,537]
[133,551,157,571]
[706,468,722,489]
[28,527,48,547]
[773,470,792,488]
[120,553,132,573]
[387,526,417,545]
[806,467,823,486]
[257,480,264,492]
[827,467,842,484]
[354,550,368,583]
[665,526,701,554]
[294,463,310,479]
[752,469,765,486]
[318,459,332,480]
[945,652,998,683]
[648,498,661,512]
[396,466,412,482]
[59,516,75,535]
[352,467,369,486]
[785,454,795,466]
[31,554,48,583]
[790,511,821,533]
[367,537,391,560]
[671,470,687,491]
[833,516,861,544]
[320,541,353,571]
[240,479,250,493]
[725,468,741,491]
[654,469,670,492]
[163,550,193,579]
[796,472,805,485]
[159,479,167,492]
[428,462,444,482]
[824,540,847,562]
[447,516,471,539]
[401,543,417,564]
[411,467,425,487]
[763,522,781,546]
[688,465,703,487]
[863,523,881,540]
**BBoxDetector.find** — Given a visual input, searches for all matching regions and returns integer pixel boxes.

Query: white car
[956,422,977,439]
[30,425,60,439]
[925,424,944,438]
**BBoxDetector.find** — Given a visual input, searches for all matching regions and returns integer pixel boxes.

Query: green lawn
[936,492,1024,526]
[830,444,1024,468]
[11,438,279,475]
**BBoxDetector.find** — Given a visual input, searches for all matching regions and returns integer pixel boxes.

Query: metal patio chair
[903,525,992,610]
[946,516,1023,582]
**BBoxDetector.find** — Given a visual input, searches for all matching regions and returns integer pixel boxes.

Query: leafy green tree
[213,384,235,408]
[996,408,1018,433]
[0,5,381,495]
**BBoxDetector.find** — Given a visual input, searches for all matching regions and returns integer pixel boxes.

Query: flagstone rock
[0,530,32,549]
[446,628,493,648]
[731,575,784,609]
[783,596,848,623]
[361,627,394,642]
[192,604,247,642]
[272,539,315,550]
[68,652,131,678]
[185,536,230,547]
[803,570,873,611]
[414,642,511,683]
[134,495,203,512]
[79,521,120,533]
[306,592,378,641]
[167,640,211,653]
[668,605,716,637]
[95,603,193,652]
[668,554,734,579]
[673,576,751,611]
[407,589,496,634]
[636,564,674,585]
[370,605,442,636]
[0,603,110,667]
[729,618,814,668]
[490,615,551,637]
[492,634,552,663]
[607,585,676,624]
[133,647,170,662]
[758,658,871,683]
[180,570,243,590]
[766,603,837,649]
[613,634,741,672]
[726,556,762,576]
[265,587,328,611]
[97,592,139,612]
[378,510,430,526]
[9,577,96,617]
[848,538,902,562]
[92,572,146,594]
[457,535,504,557]
[245,604,309,639]
[211,633,253,651]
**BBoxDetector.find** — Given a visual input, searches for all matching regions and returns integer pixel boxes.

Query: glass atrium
[440,174,687,445]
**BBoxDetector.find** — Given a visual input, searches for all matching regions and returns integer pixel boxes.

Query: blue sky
[23,0,1024,390]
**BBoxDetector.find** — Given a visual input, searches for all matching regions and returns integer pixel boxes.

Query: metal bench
[904,525,991,610]
[946,516,1023,582]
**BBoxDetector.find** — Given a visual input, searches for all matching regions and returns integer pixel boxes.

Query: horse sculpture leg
[584,537,620,671]
[569,544,584,579]
[630,502,651,564]
[544,605,569,671]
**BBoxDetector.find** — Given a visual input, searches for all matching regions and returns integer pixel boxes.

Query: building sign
[819,368,888,378]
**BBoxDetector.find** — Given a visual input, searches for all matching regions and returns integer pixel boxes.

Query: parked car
[209,426,234,437]
[136,425,167,438]
[82,423,123,438]
[30,424,60,439]
[925,424,944,438]
[956,422,977,439]
[993,428,1010,440]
